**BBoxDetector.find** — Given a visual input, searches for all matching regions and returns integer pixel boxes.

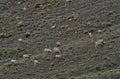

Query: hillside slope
[0,0,120,79]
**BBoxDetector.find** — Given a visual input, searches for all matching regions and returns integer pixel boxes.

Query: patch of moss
[0,47,21,57]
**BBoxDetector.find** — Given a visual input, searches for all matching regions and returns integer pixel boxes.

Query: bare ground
[0,0,120,79]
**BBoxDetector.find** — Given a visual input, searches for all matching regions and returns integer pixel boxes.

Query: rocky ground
[0,0,120,79]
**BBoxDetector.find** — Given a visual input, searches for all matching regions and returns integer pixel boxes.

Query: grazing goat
[33,60,39,67]
[53,47,60,54]
[23,54,30,60]
[44,48,52,53]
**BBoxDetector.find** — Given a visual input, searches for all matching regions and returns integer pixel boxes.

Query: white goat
[44,48,52,53]
[33,60,39,67]
[65,0,72,2]
[10,59,16,63]
[55,54,62,58]
[53,47,60,53]
[23,54,30,60]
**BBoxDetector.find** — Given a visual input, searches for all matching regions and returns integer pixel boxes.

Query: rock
[16,21,23,27]
[18,38,24,42]
[0,33,7,38]
[15,16,20,19]
[97,30,102,33]
[24,32,30,38]
[17,1,21,4]
[51,25,56,29]
[23,7,27,11]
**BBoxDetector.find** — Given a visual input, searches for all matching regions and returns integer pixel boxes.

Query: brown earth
[0,0,120,79]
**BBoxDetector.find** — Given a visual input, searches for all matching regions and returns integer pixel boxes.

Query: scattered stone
[25,32,30,38]
[68,18,72,21]
[0,33,7,38]
[17,1,25,5]
[23,7,27,11]
[51,25,56,29]
[60,25,69,29]
[18,38,24,42]
[16,21,23,27]
[97,30,102,33]
[15,16,20,19]
[17,1,21,4]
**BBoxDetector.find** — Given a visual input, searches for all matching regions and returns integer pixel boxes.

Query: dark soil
[0,0,120,79]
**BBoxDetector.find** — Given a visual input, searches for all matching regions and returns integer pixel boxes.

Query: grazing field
[0,0,120,79]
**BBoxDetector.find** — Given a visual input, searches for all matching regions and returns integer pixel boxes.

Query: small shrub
[95,65,104,71]
[69,76,76,79]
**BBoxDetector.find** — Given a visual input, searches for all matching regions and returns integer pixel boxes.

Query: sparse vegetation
[0,47,21,57]
[0,0,120,79]
[2,59,23,68]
